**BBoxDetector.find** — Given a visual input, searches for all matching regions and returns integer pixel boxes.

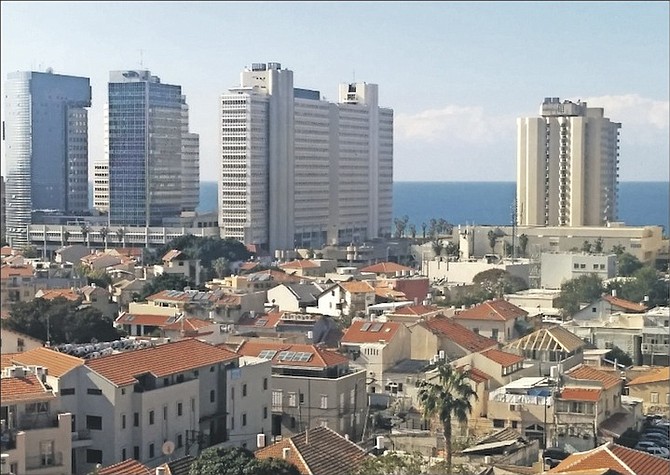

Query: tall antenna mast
[139,49,144,68]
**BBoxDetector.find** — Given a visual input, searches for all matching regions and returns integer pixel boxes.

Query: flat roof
[504,377,549,390]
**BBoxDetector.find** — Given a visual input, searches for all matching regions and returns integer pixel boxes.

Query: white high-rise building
[517,97,621,227]
[219,62,393,253]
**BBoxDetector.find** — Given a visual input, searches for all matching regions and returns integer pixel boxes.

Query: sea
[196,181,669,233]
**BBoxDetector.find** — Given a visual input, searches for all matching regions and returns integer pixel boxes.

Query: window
[134,412,139,426]
[210,366,215,372]
[163,405,168,420]
[121,388,126,395]
[149,443,155,459]
[512,421,518,429]
[350,389,356,405]
[263,378,268,390]
[299,393,305,404]
[133,446,140,460]
[288,392,297,407]
[593,264,599,270]
[149,410,154,425]
[210,390,215,403]
[40,440,54,466]
[573,263,579,269]
[320,395,328,409]
[242,413,247,426]
[86,415,102,430]
[86,449,103,464]
[177,402,183,416]
[580,264,586,269]
[87,388,103,395]
[121,414,126,429]
[177,434,183,448]
[272,390,283,410]
[243,384,247,397]
[61,388,75,395]
[491,328,499,341]
[231,387,235,400]
[122,448,126,460]
[651,392,659,403]
[493,419,505,428]
[473,328,479,335]
[263,406,268,419]
[231,416,235,430]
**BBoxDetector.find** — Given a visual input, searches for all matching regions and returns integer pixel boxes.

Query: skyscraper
[219,62,393,252]
[4,70,91,247]
[181,95,200,213]
[107,70,198,227]
[517,97,621,227]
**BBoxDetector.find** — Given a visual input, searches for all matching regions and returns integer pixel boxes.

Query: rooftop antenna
[139,49,144,68]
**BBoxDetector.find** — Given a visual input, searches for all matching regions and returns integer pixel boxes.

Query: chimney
[305,428,309,445]
[376,435,384,450]
[282,447,291,459]
[611,289,617,297]
[155,467,166,475]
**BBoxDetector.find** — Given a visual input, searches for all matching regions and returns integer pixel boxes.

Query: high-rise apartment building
[219,62,393,252]
[517,97,621,227]
[107,70,198,227]
[181,95,200,213]
[93,160,109,213]
[4,70,91,247]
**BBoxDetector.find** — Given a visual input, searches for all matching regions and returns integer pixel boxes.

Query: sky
[1,1,668,183]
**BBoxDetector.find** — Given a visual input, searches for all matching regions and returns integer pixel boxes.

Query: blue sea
[196,181,669,233]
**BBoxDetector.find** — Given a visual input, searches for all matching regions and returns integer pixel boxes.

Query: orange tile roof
[1,373,55,403]
[280,259,319,269]
[163,318,213,332]
[115,312,177,327]
[12,347,84,377]
[86,339,238,386]
[239,261,260,271]
[422,316,498,353]
[602,295,647,312]
[0,264,34,279]
[391,305,441,316]
[566,365,622,390]
[0,245,13,257]
[235,340,348,368]
[559,387,602,402]
[98,459,152,475]
[480,348,524,367]
[374,286,407,299]
[246,269,302,283]
[454,299,528,321]
[162,249,183,262]
[36,288,81,301]
[628,367,670,385]
[255,426,369,475]
[457,366,492,384]
[1,353,19,370]
[341,320,402,344]
[360,262,412,274]
[340,280,375,294]
[549,442,670,475]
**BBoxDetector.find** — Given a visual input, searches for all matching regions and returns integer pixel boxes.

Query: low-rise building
[627,367,670,415]
[541,252,617,290]
[267,282,327,313]
[315,281,376,318]
[453,299,528,343]
[640,306,670,366]
[410,315,498,362]
[0,328,43,354]
[154,250,202,287]
[0,264,35,311]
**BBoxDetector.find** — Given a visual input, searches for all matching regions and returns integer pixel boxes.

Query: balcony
[25,452,64,470]
[641,343,669,354]
[71,429,92,448]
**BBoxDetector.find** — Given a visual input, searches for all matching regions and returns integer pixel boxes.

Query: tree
[189,446,299,475]
[593,237,604,253]
[617,252,643,277]
[581,240,592,253]
[213,257,231,279]
[62,230,70,246]
[99,226,109,250]
[80,223,90,248]
[3,297,122,344]
[354,451,444,475]
[431,240,444,259]
[618,266,668,307]
[519,234,529,257]
[394,215,409,239]
[472,268,527,298]
[417,362,477,475]
[487,230,497,254]
[115,227,126,246]
[445,242,459,257]
[139,273,194,301]
[408,224,417,240]
[421,223,428,240]
[555,274,603,317]
[604,345,633,367]
[21,245,40,258]
[611,244,626,256]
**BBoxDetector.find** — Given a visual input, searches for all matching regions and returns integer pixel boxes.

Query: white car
[643,446,670,458]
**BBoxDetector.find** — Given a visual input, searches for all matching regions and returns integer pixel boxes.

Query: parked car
[643,446,670,458]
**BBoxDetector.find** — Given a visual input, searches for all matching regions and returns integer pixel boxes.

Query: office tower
[107,70,198,227]
[517,97,621,227]
[4,70,91,247]
[181,96,200,212]
[219,62,393,252]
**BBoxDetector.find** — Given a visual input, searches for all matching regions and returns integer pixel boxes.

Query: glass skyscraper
[107,70,194,227]
[4,70,91,247]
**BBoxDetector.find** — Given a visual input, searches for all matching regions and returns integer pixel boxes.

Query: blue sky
[1,1,668,182]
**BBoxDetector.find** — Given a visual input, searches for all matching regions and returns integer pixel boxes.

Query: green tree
[617,252,643,277]
[445,242,459,257]
[421,222,428,240]
[213,257,231,279]
[99,226,109,250]
[431,240,444,259]
[472,268,528,298]
[519,234,529,257]
[394,215,409,238]
[139,273,194,301]
[354,451,445,475]
[21,245,40,258]
[487,230,497,254]
[555,274,603,317]
[189,446,299,475]
[581,240,592,253]
[408,224,417,240]
[593,237,604,253]
[604,345,633,367]
[611,244,626,256]
[3,297,122,344]
[618,266,668,307]
[417,362,477,475]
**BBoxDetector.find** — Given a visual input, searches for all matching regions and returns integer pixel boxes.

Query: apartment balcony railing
[25,452,64,470]
[641,343,670,354]
[72,429,91,441]
[15,414,60,431]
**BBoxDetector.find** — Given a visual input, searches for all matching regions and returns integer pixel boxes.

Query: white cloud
[574,94,669,132]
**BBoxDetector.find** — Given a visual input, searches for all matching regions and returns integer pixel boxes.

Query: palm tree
[431,239,444,259]
[417,362,477,474]
[99,226,109,250]
[80,223,90,248]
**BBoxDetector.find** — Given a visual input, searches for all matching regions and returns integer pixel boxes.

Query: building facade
[107,70,198,227]
[219,62,393,253]
[517,97,621,227]
[4,71,91,247]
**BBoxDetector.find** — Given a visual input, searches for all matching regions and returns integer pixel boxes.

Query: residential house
[340,320,411,394]
[97,458,151,475]
[377,274,430,303]
[154,250,202,286]
[410,315,498,362]
[315,281,376,318]
[255,426,369,475]
[640,306,670,366]
[279,259,333,278]
[456,348,526,388]
[548,441,670,475]
[1,365,73,475]
[572,293,647,321]
[210,269,301,293]
[36,284,118,318]
[53,245,90,265]
[385,304,445,324]
[0,328,43,354]
[360,261,412,279]
[0,264,35,311]
[453,299,529,343]
[504,326,587,376]
[540,252,617,290]
[504,288,562,319]
[235,340,367,440]
[627,367,670,415]
[114,312,219,342]
[110,278,146,311]
[267,282,326,313]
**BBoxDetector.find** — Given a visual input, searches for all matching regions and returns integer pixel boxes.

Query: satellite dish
[162,440,175,455]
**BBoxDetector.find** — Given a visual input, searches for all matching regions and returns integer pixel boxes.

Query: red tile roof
[0,264,34,279]
[341,320,402,344]
[391,305,441,316]
[628,367,670,386]
[36,288,81,301]
[11,347,84,377]
[480,348,524,367]
[235,340,348,368]
[163,318,213,332]
[602,294,647,313]
[86,339,238,386]
[422,316,498,353]
[115,312,177,327]
[239,261,260,272]
[0,245,13,257]
[98,459,152,475]
[454,299,528,322]
[1,353,18,370]
[246,269,302,283]
[559,387,602,402]
[340,280,375,294]
[549,442,670,475]
[280,259,319,269]
[360,262,412,274]
[1,373,55,403]
[457,366,492,384]
[566,365,622,390]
